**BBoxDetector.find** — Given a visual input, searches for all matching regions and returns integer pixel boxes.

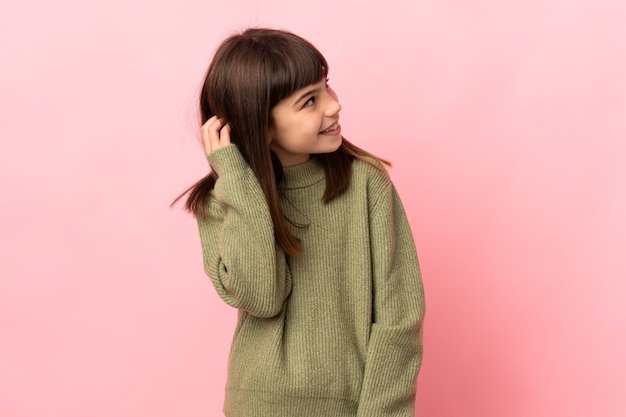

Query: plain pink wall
[1,1,625,416]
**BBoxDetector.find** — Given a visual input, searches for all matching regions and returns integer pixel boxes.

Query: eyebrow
[293,88,321,106]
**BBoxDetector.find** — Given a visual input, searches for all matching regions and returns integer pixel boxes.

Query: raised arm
[197,117,291,318]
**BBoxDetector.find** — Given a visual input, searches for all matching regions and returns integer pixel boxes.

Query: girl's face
[269,79,342,167]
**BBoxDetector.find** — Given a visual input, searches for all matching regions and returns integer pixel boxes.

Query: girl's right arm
[196,117,292,318]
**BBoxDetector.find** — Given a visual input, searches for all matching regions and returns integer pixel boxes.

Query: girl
[178,28,425,417]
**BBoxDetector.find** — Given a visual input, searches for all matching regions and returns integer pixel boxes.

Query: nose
[324,89,341,116]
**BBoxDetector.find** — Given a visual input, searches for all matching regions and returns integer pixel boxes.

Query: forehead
[268,51,328,106]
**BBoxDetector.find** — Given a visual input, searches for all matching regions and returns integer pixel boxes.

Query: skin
[201,116,231,156]
[202,79,342,167]
[269,78,342,166]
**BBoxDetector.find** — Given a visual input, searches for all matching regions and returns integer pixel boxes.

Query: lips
[320,121,340,134]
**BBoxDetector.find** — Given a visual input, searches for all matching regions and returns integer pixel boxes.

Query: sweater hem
[224,387,358,417]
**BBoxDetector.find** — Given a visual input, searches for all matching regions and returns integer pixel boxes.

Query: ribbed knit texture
[198,144,425,417]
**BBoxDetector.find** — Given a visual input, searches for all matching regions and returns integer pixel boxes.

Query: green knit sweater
[198,144,425,417]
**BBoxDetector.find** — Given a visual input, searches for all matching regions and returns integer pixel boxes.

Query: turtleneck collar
[279,157,325,190]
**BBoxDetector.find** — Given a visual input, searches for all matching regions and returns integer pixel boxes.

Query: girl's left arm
[356,182,425,417]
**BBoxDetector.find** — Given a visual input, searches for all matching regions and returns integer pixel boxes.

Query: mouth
[320,121,340,134]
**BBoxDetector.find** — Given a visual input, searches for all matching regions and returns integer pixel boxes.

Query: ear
[265,129,274,144]
[266,117,275,144]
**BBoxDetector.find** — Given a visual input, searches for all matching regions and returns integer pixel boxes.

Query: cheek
[273,119,293,139]
[269,112,289,140]
[279,116,311,137]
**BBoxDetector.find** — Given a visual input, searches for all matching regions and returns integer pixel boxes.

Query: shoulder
[346,156,397,215]
[351,155,392,192]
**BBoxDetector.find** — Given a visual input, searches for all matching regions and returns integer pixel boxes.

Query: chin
[314,136,343,156]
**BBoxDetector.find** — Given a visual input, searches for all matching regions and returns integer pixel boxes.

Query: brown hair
[175,28,388,256]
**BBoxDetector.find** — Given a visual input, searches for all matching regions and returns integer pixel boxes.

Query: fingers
[220,123,231,146]
[201,116,231,156]
[201,116,221,155]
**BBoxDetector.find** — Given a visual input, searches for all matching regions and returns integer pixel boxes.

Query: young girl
[179,28,425,417]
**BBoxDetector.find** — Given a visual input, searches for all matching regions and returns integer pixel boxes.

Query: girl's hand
[201,115,231,156]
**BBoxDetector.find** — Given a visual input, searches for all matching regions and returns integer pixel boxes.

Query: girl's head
[201,28,340,167]
[182,28,386,256]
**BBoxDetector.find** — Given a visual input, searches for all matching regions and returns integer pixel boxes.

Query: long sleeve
[197,144,292,318]
[356,182,425,417]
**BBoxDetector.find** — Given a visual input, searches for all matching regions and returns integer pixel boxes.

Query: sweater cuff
[207,144,248,175]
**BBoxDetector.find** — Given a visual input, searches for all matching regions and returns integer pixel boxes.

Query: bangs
[265,35,329,107]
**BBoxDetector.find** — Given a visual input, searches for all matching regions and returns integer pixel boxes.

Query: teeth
[322,122,338,133]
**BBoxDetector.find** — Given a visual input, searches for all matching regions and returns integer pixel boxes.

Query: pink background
[1,1,625,416]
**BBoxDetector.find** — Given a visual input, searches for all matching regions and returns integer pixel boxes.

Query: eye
[303,96,316,108]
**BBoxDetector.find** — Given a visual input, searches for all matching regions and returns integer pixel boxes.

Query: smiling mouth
[320,121,340,133]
